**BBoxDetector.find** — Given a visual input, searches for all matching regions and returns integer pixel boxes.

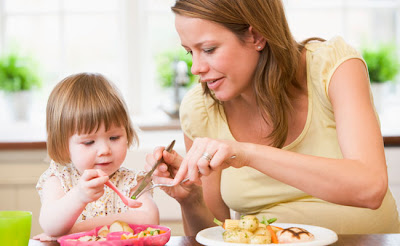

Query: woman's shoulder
[180,84,207,110]
[306,36,358,53]
[179,84,221,139]
[306,36,362,66]
[305,36,364,100]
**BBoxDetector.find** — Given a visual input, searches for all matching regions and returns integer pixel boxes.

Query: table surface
[29,234,400,246]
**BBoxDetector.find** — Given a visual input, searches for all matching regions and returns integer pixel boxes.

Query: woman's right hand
[145,146,200,203]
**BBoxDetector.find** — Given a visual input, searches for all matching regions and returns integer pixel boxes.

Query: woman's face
[175,14,260,101]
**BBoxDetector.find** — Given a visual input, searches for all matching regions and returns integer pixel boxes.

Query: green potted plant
[155,48,197,89]
[155,48,197,118]
[362,43,400,112]
[0,52,41,121]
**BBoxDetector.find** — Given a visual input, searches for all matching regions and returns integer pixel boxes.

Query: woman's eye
[110,136,120,141]
[204,47,215,54]
[186,50,192,56]
[83,141,94,145]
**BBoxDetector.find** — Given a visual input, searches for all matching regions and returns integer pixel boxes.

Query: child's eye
[83,140,94,145]
[110,136,120,141]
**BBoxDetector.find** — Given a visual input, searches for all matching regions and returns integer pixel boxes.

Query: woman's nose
[190,54,208,75]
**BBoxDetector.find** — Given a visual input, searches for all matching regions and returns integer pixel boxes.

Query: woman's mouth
[205,78,223,90]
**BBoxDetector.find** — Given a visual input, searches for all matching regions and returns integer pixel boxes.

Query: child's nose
[98,142,111,156]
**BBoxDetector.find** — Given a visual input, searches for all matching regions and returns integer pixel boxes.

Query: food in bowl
[58,221,171,246]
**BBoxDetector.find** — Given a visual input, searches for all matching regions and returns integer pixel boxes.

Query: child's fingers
[86,175,109,188]
[81,169,101,181]
[97,169,108,177]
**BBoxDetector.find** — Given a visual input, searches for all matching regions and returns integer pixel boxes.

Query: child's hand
[33,232,59,241]
[76,169,109,204]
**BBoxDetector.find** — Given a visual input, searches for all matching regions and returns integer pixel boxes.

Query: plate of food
[58,220,171,246]
[196,216,338,246]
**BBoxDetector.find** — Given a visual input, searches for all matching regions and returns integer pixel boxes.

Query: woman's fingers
[173,138,238,185]
[172,159,189,185]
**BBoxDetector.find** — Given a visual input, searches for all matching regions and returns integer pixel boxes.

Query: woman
[146,0,400,235]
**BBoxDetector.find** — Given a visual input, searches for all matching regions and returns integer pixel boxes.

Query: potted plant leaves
[362,43,400,112]
[0,52,41,121]
[155,48,197,118]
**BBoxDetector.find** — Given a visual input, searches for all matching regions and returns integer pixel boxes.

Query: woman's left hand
[172,137,246,185]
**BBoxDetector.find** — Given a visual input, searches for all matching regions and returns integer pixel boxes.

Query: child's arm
[39,169,109,236]
[69,190,159,233]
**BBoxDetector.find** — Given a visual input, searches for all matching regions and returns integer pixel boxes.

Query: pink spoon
[105,180,142,208]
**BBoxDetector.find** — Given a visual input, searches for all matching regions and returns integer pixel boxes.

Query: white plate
[195,223,338,246]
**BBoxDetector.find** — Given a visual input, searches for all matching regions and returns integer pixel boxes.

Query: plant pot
[160,86,189,119]
[370,82,391,113]
[3,90,33,122]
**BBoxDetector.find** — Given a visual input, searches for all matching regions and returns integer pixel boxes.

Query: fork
[133,154,237,199]
[133,177,190,199]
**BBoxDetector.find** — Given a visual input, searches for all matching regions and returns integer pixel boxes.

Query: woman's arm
[180,135,231,236]
[173,58,387,210]
[248,58,386,209]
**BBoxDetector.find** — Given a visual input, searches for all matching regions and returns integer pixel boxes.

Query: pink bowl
[58,224,171,246]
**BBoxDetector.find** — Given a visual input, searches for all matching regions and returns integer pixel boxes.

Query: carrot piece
[270,225,283,233]
[260,216,279,244]
[266,225,279,244]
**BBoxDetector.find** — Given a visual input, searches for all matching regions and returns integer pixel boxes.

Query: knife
[131,139,176,199]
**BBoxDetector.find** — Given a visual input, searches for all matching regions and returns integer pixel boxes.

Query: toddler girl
[34,73,159,240]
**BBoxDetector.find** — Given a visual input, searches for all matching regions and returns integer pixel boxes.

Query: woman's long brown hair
[172,0,318,148]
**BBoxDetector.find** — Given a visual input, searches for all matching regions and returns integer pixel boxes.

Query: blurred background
[0,0,399,237]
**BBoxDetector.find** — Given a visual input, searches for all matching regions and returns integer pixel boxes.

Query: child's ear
[249,26,266,51]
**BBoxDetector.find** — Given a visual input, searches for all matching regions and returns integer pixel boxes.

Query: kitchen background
[0,0,400,237]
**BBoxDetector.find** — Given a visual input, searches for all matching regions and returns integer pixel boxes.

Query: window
[0,0,399,126]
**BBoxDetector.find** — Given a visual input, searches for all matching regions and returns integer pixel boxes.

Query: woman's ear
[249,26,266,51]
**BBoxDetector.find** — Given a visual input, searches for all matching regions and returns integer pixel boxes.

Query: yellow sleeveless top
[179,36,400,234]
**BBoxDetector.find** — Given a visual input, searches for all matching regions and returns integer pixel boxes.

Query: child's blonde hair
[46,72,138,164]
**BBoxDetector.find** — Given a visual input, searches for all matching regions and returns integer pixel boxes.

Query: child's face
[68,123,128,176]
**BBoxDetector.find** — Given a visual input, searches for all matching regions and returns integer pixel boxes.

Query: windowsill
[0,111,182,150]
[1,104,400,149]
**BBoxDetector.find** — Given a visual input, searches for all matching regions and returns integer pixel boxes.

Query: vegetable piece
[260,217,279,244]
[214,218,240,230]
[223,229,253,244]
[214,218,223,227]
[270,225,284,233]
[266,225,279,244]
[249,234,271,244]
[239,215,259,232]
[224,219,240,230]
[109,220,133,233]
[97,225,109,237]
[253,227,271,237]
